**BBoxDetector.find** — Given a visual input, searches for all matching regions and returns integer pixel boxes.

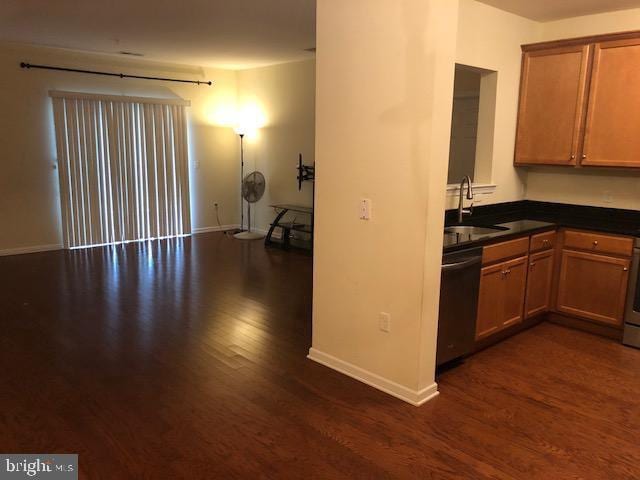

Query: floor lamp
[235,131,246,233]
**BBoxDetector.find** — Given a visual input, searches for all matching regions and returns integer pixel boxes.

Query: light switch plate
[360,198,372,220]
[379,312,391,333]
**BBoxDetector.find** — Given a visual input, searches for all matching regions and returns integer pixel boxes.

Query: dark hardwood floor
[1,232,639,479]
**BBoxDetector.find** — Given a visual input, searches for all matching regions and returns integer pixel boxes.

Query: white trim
[192,224,240,234]
[446,183,496,197]
[49,90,190,106]
[308,348,439,406]
[0,244,63,257]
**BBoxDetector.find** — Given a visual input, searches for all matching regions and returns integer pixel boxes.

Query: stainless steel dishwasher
[437,247,482,367]
[623,238,640,348]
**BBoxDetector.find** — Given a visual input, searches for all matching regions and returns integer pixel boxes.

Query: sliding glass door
[51,92,191,248]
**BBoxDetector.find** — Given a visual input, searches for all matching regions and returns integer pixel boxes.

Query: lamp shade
[232,104,266,138]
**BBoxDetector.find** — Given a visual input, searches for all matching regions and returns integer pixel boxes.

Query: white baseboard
[307,348,439,406]
[0,244,63,257]
[192,224,240,234]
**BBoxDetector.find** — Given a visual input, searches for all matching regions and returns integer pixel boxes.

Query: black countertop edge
[445,200,640,237]
[443,200,640,253]
[443,220,556,253]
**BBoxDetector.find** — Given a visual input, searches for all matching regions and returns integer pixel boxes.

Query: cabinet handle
[570,154,576,160]
[530,262,536,267]
[624,267,629,271]
[582,154,587,159]
[593,241,599,247]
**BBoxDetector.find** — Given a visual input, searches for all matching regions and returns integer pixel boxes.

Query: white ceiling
[0,0,316,69]
[477,0,640,21]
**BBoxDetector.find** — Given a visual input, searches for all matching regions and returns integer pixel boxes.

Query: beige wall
[524,9,640,210]
[312,0,458,401]
[541,8,640,39]
[451,0,539,210]
[237,60,315,233]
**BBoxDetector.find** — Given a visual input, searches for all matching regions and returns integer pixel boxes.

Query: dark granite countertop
[443,219,555,252]
[443,200,640,253]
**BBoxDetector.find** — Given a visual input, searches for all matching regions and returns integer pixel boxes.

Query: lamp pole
[239,133,245,232]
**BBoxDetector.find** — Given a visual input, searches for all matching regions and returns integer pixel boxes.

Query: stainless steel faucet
[457,175,474,223]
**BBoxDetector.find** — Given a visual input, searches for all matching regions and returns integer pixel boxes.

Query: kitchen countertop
[443,200,640,253]
[443,219,555,252]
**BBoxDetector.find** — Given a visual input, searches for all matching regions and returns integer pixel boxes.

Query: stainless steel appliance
[623,238,640,348]
[437,247,482,366]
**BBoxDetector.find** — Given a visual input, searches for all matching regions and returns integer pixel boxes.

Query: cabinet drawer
[563,230,633,256]
[482,237,530,265]
[530,230,556,252]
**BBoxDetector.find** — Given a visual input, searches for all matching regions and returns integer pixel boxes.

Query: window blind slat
[84,100,101,244]
[78,100,92,245]
[66,100,83,247]
[53,99,73,248]
[161,105,174,236]
[153,105,166,237]
[176,105,191,234]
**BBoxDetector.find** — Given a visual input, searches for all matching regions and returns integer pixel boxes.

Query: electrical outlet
[379,312,391,333]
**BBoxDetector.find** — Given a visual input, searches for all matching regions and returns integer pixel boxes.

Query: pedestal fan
[234,171,266,240]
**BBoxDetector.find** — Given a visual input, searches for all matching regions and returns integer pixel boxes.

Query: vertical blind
[51,91,191,248]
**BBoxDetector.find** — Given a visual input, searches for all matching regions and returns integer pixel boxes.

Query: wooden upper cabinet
[515,30,640,169]
[582,38,640,167]
[514,45,590,166]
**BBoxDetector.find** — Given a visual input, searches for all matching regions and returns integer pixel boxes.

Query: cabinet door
[525,250,554,318]
[556,250,630,326]
[502,256,528,328]
[514,45,591,165]
[476,256,528,339]
[476,263,506,339]
[582,39,640,167]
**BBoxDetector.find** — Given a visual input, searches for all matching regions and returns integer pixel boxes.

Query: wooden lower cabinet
[556,249,630,326]
[473,228,632,344]
[525,250,555,318]
[476,255,528,339]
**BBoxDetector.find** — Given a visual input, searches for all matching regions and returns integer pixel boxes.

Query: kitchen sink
[444,225,509,236]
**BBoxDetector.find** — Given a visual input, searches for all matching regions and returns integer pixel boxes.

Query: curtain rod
[20,62,212,86]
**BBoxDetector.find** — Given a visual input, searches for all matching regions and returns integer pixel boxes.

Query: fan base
[233,231,265,241]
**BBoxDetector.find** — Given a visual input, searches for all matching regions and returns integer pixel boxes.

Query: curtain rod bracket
[20,61,212,86]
